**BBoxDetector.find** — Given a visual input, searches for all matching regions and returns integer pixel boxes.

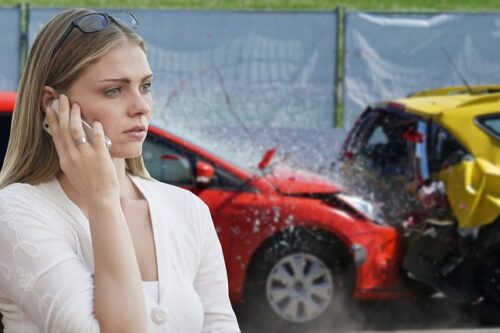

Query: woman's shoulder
[0,181,56,227]
[0,178,61,217]
[0,182,43,205]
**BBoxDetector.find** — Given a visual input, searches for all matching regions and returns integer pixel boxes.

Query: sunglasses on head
[52,12,139,57]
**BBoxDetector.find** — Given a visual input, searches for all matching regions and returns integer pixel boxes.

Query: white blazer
[0,174,240,333]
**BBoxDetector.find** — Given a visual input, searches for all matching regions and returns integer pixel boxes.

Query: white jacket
[0,174,240,333]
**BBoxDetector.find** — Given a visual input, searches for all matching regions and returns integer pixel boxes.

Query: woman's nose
[129,92,151,116]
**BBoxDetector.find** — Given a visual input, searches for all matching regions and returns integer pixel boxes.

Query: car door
[142,132,256,266]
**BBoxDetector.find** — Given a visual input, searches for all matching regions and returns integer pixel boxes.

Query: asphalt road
[356,330,499,333]
[235,297,496,333]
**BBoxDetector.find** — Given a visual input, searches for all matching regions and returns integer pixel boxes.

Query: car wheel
[266,252,334,323]
[238,229,355,331]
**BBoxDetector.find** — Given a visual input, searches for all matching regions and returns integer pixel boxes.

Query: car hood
[265,166,342,194]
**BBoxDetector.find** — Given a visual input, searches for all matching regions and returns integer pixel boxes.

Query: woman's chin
[109,146,143,159]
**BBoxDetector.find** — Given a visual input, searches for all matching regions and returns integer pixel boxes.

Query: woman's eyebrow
[99,74,154,83]
[99,78,130,83]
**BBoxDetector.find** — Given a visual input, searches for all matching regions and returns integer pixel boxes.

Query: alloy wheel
[265,252,334,323]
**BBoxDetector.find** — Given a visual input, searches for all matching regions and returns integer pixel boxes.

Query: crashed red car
[0,91,409,329]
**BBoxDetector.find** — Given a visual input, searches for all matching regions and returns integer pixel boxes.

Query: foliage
[3,0,500,11]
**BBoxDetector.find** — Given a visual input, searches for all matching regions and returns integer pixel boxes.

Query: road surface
[236,297,497,332]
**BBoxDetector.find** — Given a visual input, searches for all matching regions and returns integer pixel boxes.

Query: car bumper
[350,224,415,299]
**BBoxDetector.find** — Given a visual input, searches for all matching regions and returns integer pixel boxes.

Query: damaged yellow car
[339,85,500,316]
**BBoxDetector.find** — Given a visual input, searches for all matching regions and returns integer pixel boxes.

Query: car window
[349,109,416,176]
[428,124,469,173]
[476,114,500,140]
[142,136,195,186]
[340,108,423,225]
[367,127,388,145]
[344,108,378,156]
[143,133,249,192]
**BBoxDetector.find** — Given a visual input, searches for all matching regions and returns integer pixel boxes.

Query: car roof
[388,85,500,118]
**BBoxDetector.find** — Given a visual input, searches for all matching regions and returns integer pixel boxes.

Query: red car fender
[227,195,410,303]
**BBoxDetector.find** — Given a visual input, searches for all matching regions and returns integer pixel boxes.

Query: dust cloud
[235,297,480,332]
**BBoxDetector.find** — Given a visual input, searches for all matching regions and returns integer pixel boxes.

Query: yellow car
[339,85,499,315]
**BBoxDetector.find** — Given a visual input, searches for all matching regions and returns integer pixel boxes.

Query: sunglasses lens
[77,13,109,32]
[111,12,139,28]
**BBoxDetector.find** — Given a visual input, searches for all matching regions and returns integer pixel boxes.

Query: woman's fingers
[54,95,92,153]
[57,94,71,137]
[45,94,70,148]
[45,95,95,166]
[44,104,63,152]
[69,103,91,149]
[92,121,107,153]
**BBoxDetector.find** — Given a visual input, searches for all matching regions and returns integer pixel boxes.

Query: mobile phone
[43,100,112,150]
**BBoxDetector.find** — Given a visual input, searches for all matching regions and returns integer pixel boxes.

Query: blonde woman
[0,8,240,333]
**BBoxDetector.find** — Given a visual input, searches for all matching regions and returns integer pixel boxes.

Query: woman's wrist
[87,194,121,210]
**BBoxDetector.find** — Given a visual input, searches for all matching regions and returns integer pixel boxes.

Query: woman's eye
[141,82,152,93]
[105,87,121,96]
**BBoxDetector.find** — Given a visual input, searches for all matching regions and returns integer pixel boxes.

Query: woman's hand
[45,94,119,205]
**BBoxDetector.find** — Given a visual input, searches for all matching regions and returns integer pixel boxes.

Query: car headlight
[336,193,387,225]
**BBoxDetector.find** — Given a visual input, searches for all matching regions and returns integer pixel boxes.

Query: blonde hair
[0,8,151,189]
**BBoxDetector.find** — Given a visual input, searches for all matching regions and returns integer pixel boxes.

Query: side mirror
[195,160,215,186]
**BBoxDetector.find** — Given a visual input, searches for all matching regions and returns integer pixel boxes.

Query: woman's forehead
[78,43,151,82]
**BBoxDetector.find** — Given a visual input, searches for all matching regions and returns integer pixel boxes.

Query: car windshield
[476,114,500,141]
[340,108,423,225]
[346,108,418,176]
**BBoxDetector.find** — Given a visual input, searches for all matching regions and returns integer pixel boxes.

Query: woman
[0,8,240,333]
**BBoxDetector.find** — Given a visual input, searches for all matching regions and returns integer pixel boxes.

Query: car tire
[237,228,358,332]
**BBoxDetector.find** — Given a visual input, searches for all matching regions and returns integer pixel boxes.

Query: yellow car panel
[439,158,500,228]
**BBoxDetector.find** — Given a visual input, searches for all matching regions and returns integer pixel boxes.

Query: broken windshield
[340,108,424,225]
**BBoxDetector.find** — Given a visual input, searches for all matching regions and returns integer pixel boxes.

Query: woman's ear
[41,86,58,112]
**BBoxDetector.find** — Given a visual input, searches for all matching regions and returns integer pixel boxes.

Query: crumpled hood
[265,166,342,194]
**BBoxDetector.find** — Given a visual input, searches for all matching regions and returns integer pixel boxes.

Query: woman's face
[66,41,153,158]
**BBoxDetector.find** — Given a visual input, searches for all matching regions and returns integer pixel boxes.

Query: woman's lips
[123,125,147,139]
[124,130,146,139]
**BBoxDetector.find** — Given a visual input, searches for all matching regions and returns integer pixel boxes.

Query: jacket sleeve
[0,191,100,333]
[193,200,241,333]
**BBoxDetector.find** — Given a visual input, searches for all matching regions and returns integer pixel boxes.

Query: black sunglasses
[52,12,139,57]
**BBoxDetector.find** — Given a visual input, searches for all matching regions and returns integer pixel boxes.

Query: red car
[0,92,410,329]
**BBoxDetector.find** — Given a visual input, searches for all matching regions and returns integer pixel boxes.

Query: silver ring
[74,137,88,146]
